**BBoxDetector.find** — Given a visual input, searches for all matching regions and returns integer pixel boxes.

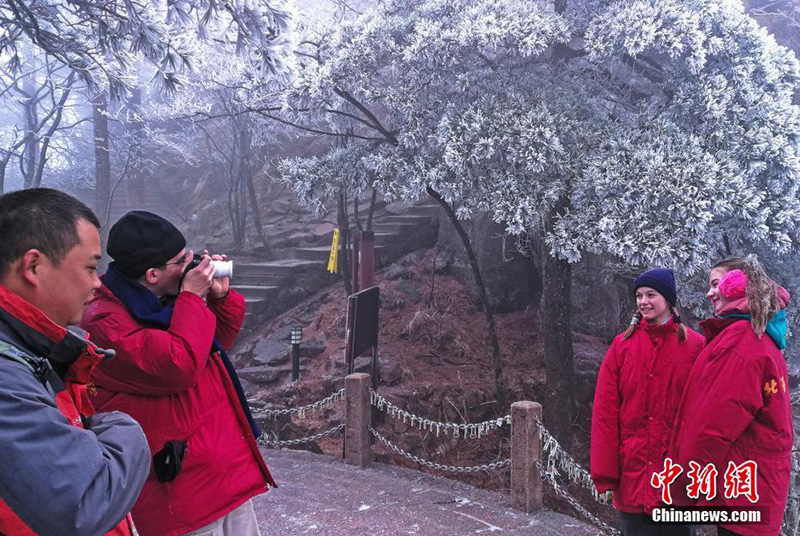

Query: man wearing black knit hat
[81,211,276,536]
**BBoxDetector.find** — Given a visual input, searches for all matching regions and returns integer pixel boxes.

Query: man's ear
[144,268,159,285]
[20,249,44,286]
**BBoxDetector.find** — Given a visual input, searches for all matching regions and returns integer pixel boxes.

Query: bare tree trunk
[0,154,11,194]
[540,0,576,448]
[366,187,377,231]
[238,113,270,256]
[338,191,353,297]
[32,74,74,188]
[228,115,247,251]
[526,235,544,305]
[21,79,38,189]
[427,186,507,409]
[353,196,363,232]
[541,196,575,447]
[128,87,146,205]
[246,172,271,257]
[93,93,112,269]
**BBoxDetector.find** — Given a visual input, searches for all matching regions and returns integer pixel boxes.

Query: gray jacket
[0,308,150,536]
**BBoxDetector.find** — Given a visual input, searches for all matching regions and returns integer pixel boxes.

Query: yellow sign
[327,228,340,273]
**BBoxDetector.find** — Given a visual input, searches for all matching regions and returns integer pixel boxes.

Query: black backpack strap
[0,340,66,392]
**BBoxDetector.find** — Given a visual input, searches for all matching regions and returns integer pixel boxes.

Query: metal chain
[535,418,609,504]
[250,389,346,419]
[368,388,510,439]
[537,461,621,536]
[258,423,345,448]
[369,426,510,473]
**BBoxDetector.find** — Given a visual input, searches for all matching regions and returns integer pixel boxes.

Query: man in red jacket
[81,211,276,536]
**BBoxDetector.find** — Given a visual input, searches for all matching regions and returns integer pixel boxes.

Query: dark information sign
[345,286,379,373]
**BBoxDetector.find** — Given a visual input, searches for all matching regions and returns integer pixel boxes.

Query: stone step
[232,285,280,300]
[235,259,320,276]
[371,222,418,234]
[406,203,441,217]
[379,214,433,225]
[234,273,292,287]
[245,297,269,314]
[315,230,399,246]
[292,245,389,261]
[354,198,387,214]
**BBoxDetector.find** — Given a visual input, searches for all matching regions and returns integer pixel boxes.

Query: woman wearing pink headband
[670,256,792,536]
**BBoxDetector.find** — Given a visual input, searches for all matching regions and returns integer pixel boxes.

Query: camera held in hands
[183,253,233,279]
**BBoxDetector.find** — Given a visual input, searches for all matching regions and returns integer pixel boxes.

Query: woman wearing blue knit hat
[591,268,705,535]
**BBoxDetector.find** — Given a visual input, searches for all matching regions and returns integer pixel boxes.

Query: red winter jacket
[0,284,148,536]
[670,293,793,536]
[82,286,276,536]
[591,317,705,513]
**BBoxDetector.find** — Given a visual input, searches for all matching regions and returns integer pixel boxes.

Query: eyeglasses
[161,253,188,267]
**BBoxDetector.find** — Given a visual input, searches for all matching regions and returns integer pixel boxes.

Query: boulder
[393,280,422,304]
[384,264,412,281]
[252,339,290,367]
[238,366,282,385]
[380,358,403,386]
[299,337,327,359]
[353,355,372,374]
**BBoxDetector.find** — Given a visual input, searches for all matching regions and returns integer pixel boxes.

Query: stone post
[345,373,372,467]
[511,401,543,512]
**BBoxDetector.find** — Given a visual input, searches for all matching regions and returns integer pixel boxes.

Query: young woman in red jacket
[591,268,705,535]
[670,256,792,536]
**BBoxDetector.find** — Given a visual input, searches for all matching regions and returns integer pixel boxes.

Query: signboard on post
[345,286,380,387]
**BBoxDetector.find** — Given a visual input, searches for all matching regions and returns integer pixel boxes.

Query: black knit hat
[107,211,186,278]
[633,268,677,307]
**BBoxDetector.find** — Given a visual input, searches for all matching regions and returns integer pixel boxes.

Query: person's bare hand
[206,249,229,299]
[181,254,215,297]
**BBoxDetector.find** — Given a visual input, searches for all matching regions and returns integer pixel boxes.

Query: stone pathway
[253,448,600,536]
[231,200,440,329]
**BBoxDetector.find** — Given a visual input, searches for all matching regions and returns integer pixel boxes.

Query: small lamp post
[291,325,302,381]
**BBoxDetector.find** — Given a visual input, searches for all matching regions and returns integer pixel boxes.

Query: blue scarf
[103,264,260,437]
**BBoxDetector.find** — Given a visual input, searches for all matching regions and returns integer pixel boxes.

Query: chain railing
[369,388,510,438]
[369,426,510,474]
[535,417,610,505]
[254,380,617,535]
[368,388,512,473]
[368,386,615,533]
[250,388,345,420]
[253,389,346,447]
[537,461,621,536]
[258,423,345,448]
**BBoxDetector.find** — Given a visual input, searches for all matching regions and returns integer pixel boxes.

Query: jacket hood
[713,284,790,350]
[0,284,110,383]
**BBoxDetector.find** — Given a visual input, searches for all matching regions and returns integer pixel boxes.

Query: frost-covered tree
[278,0,800,445]
[0,0,294,98]
[0,47,88,192]
[96,27,297,252]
